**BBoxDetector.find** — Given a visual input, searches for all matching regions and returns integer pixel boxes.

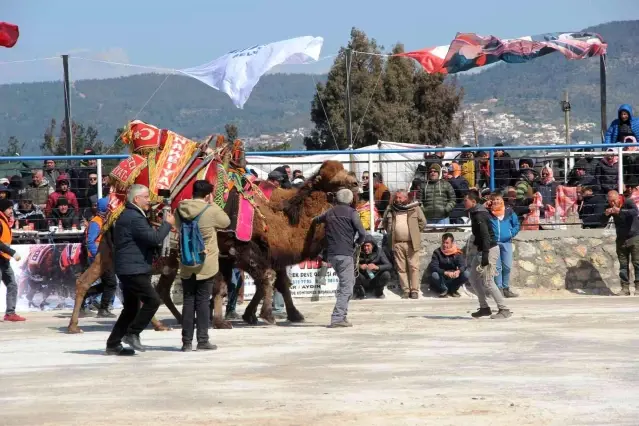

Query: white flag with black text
[179,36,323,108]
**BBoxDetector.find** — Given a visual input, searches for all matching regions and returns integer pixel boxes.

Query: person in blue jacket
[82,196,118,318]
[604,104,639,144]
[487,193,520,298]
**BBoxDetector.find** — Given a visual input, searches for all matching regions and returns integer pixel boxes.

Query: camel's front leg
[211,272,232,329]
[155,251,181,327]
[68,252,105,334]
[258,269,277,325]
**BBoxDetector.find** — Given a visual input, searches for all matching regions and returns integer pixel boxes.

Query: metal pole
[368,153,374,233]
[489,150,495,191]
[97,158,103,199]
[600,55,607,140]
[564,91,570,145]
[472,115,479,147]
[618,147,624,193]
[345,48,353,150]
[62,54,73,156]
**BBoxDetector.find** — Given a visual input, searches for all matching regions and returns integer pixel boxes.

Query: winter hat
[56,197,69,207]
[267,170,285,182]
[0,198,13,213]
[428,163,442,173]
[519,158,534,168]
[0,178,9,186]
[97,197,109,214]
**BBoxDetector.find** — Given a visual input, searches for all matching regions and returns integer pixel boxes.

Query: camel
[67,160,358,333]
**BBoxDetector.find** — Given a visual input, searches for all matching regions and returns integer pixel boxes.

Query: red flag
[0,22,19,48]
[395,46,448,74]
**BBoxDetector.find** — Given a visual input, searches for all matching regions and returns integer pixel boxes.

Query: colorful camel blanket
[104,120,267,241]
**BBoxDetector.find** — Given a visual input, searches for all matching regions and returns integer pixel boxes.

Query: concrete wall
[415,229,622,294]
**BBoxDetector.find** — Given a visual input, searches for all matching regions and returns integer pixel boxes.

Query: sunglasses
[89,177,98,181]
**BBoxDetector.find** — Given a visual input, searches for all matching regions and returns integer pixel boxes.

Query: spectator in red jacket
[45,174,79,217]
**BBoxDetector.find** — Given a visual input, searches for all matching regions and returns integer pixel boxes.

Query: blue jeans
[430,270,470,294]
[495,241,514,290]
[272,290,285,314]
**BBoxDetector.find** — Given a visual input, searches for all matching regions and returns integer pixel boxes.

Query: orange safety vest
[85,215,104,259]
[0,211,13,260]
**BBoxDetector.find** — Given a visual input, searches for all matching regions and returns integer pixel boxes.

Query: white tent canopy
[246,142,460,191]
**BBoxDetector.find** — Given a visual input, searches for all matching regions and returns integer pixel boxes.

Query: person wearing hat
[568,158,599,191]
[0,186,12,202]
[49,197,79,230]
[267,170,285,186]
[594,148,620,195]
[0,178,9,188]
[271,166,292,189]
[0,198,26,322]
[45,174,79,218]
[604,104,639,145]
[514,167,538,201]
[312,188,366,327]
[83,196,118,318]
[422,163,456,225]
[493,143,516,191]
[15,195,47,232]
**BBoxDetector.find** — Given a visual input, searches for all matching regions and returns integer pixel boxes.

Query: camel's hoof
[213,320,233,329]
[153,323,173,332]
[287,311,305,323]
[242,312,259,325]
[259,314,276,325]
[67,325,84,334]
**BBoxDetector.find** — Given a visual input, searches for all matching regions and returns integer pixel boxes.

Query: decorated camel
[67,120,358,333]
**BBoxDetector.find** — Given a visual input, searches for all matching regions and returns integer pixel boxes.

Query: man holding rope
[313,188,366,328]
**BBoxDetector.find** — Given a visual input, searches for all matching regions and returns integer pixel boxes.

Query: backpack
[178,205,210,267]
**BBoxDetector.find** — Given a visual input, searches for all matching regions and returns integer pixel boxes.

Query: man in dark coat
[568,158,600,192]
[594,148,620,195]
[605,190,639,296]
[578,186,608,229]
[493,143,516,191]
[105,184,174,356]
[354,234,392,299]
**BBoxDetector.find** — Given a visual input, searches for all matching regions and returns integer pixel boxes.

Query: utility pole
[62,54,73,156]
[561,90,571,145]
[600,55,607,140]
[471,114,479,147]
[345,48,355,172]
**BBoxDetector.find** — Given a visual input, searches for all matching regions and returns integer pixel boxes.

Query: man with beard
[605,104,639,144]
[605,190,639,296]
[464,190,512,319]
[106,184,174,355]
[382,190,426,299]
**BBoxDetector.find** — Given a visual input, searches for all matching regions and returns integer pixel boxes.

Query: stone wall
[415,229,622,294]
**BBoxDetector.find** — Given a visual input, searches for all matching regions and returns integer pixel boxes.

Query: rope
[0,57,60,66]
[311,72,340,150]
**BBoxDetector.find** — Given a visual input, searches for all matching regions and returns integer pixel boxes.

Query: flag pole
[600,55,607,140]
[62,54,73,157]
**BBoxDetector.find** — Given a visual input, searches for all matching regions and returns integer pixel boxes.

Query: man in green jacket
[176,180,231,352]
[421,164,456,225]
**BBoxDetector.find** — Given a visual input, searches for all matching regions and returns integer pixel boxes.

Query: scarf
[540,166,555,185]
[441,244,462,256]
[391,201,420,212]
[603,155,619,166]
[490,198,505,217]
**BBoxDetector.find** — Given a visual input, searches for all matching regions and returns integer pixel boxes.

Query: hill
[0,73,325,154]
[458,20,639,143]
[1,20,637,154]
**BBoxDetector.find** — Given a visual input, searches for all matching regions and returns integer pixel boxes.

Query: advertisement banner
[0,244,122,314]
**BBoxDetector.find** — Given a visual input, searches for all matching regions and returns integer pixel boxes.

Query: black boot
[105,345,135,356]
[353,285,366,300]
[97,308,117,318]
[471,307,492,318]
[122,334,146,352]
[503,288,519,298]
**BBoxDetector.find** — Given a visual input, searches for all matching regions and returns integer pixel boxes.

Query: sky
[1,0,639,84]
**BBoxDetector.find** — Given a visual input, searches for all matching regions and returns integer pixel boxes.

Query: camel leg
[68,253,105,334]
[211,272,232,329]
[275,268,305,323]
[258,269,276,325]
[154,251,181,329]
[243,282,264,326]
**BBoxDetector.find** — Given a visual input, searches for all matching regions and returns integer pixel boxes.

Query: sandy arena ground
[1,295,638,426]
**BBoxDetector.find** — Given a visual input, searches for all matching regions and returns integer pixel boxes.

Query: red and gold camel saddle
[104,120,271,242]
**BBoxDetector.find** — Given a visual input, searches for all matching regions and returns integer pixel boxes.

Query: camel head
[282,160,359,226]
[314,160,359,193]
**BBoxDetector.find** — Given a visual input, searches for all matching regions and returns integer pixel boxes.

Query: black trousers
[84,268,118,310]
[355,270,391,297]
[106,274,161,348]
[181,274,214,344]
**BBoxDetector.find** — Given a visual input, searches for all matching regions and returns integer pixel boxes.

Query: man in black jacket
[313,188,366,327]
[464,190,511,319]
[428,233,469,298]
[354,234,392,299]
[605,190,639,296]
[105,184,174,356]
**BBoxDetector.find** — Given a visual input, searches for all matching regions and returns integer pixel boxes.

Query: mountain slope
[0,73,325,154]
[458,20,639,141]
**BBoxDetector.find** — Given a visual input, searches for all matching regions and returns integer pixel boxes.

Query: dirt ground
[1,295,638,426]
